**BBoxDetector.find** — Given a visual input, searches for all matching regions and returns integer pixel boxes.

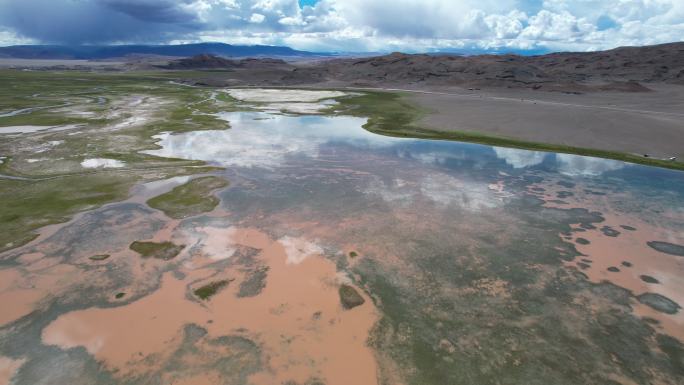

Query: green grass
[332,90,684,172]
[147,176,229,219]
[0,165,215,252]
[0,69,234,133]
[194,280,230,300]
[331,90,428,132]
[0,173,136,252]
[0,69,240,253]
[89,254,111,261]
[129,240,184,260]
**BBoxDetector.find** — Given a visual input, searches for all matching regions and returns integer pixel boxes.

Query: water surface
[2,104,684,385]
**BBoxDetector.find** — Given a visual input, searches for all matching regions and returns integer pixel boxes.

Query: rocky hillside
[164,54,240,69]
[285,42,684,91]
[158,43,684,92]
[164,54,290,70]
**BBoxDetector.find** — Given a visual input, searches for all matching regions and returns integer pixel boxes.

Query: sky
[0,0,683,53]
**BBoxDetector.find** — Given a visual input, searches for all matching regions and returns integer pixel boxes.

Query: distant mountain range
[292,42,684,90]
[163,54,289,69]
[0,42,325,59]
[166,42,683,93]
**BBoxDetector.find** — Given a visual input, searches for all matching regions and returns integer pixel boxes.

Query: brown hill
[165,54,239,69]
[280,42,684,91]
[164,54,290,70]
[170,43,684,92]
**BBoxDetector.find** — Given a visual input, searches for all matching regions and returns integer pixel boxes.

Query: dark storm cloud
[0,0,202,44]
[102,0,197,23]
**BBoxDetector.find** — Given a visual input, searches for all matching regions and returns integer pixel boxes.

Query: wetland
[1,71,683,385]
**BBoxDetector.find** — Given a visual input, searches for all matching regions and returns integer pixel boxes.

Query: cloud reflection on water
[146,109,628,181]
[554,154,624,176]
[493,147,547,169]
[145,112,379,168]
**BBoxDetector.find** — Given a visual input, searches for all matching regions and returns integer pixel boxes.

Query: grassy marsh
[147,176,229,219]
[88,254,111,261]
[0,173,134,251]
[194,279,230,300]
[0,70,235,251]
[129,240,184,260]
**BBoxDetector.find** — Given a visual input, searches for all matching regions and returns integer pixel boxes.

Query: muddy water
[2,96,684,384]
[535,182,684,340]
[42,227,378,385]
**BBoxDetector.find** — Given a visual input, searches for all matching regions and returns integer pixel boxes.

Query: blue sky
[0,0,683,53]
[298,0,319,7]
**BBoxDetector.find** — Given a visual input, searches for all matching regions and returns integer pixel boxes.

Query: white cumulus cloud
[0,0,683,52]
[249,13,265,23]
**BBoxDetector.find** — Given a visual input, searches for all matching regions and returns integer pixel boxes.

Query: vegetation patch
[0,70,235,253]
[637,293,681,314]
[237,266,269,298]
[339,284,365,309]
[139,323,263,382]
[194,279,231,300]
[331,91,427,134]
[147,176,229,219]
[284,378,326,385]
[600,226,620,237]
[89,254,110,261]
[646,241,684,257]
[130,240,185,260]
[640,275,660,284]
[0,173,135,252]
[349,251,358,258]
[657,335,684,377]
